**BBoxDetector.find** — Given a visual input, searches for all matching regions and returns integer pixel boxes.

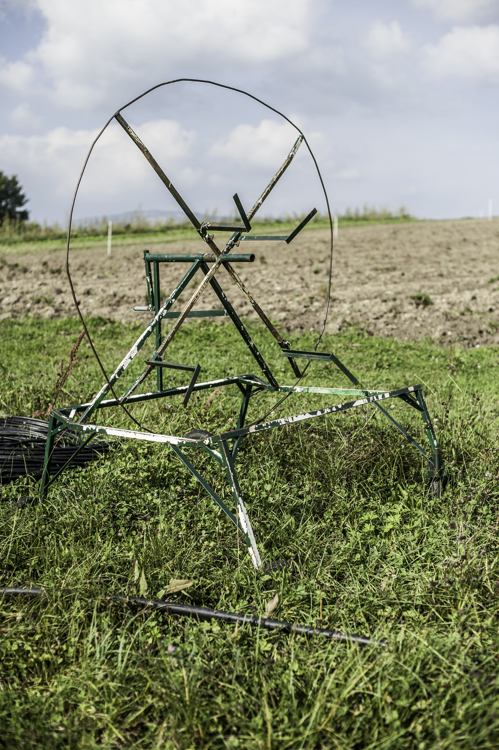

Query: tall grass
[0,206,415,246]
[2,317,497,748]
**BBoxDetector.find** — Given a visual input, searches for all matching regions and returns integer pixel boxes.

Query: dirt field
[1,218,499,346]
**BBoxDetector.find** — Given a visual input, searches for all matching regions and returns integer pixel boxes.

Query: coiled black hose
[0,416,110,485]
[0,587,386,647]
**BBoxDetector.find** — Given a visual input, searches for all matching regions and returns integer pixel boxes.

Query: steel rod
[0,587,385,647]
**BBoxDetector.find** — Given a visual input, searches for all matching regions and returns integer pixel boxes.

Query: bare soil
[2,218,499,347]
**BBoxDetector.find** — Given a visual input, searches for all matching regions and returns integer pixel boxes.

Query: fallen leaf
[265,592,279,618]
[139,568,148,597]
[157,579,194,598]
[133,558,140,583]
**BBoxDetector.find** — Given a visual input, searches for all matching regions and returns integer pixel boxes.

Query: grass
[1,317,499,748]
[0,207,416,253]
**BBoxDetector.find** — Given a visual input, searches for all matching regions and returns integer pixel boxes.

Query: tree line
[0,171,29,225]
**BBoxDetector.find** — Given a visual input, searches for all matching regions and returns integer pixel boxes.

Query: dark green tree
[0,171,29,225]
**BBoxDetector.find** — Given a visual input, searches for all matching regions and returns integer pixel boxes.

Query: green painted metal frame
[39,114,445,570]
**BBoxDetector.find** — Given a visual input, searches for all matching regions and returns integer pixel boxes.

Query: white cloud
[0,0,37,19]
[0,57,35,92]
[423,24,499,81]
[9,102,43,130]
[209,119,300,169]
[412,0,499,24]
[365,21,412,57]
[9,0,315,110]
[336,168,359,180]
[0,119,197,219]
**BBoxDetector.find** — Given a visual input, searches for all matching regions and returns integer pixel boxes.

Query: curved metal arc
[64,78,336,434]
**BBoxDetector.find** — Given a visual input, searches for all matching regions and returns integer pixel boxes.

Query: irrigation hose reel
[39,80,446,569]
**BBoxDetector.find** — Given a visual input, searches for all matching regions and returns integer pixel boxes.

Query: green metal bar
[285,208,317,244]
[240,235,288,241]
[208,386,427,443]
[39,413,57,500]
[149,309,229,319]
[144,360,196,371]
[233,193,251,231]
[232,384,253,460]
[78,260,202,423]
[328,353,359,387]
[282,349,335,361]
[143,250,154,308]
[218,439,262,569]
[276,384,421,397]
[416,390,439,453]
[61,380,423,417]
[281,348,360,386]
[57,376,253,414]
[144,253,255,263]
[372,402,428,459]
[118,261,202,406]
[41,432,98,494]
[416,390,445,479]
[201,446,224,466]
[200,261,279,390]
[203,190,251,232]
[169,444,240,529]
[205,223,248,233]
[153,260,163,391]
[397,392,423,412]
[183,364,201,407]
[51,423,75,437]
[237,385,252,430]
[278,345,302,378]
[235,211,318,243]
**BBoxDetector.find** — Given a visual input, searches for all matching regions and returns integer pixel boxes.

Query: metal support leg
[39,413,57,501]
[219,439,262,569]
[41,432,97,495]
[416,390,445,490]
[232,384,252,460]
[153,260,163,392]
[169,443,255,559]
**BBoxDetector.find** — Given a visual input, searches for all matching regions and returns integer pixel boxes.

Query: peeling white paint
[237,499,262,569]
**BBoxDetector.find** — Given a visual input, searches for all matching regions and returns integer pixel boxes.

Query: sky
[0,0,498,224]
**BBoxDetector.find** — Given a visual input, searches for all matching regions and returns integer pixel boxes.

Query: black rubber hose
[0,587,386,648]
[0,416,111,484]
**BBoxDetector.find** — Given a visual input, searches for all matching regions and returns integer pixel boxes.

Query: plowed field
[2,218,499,346]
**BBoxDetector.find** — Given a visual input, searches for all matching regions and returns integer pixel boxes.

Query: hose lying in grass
[0,587,386,648]
[0,416,111,485]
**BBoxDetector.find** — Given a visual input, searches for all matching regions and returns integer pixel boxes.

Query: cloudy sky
[0,0,498,224]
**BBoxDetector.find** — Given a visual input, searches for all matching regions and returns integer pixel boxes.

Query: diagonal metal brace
[115,112,302,378]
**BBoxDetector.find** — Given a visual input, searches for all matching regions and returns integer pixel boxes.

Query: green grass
[2,317,499,748]
[0,211,417,254]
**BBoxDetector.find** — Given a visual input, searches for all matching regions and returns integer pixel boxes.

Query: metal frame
[40,112,445,569]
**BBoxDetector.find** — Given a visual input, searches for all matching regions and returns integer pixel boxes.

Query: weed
[410,293,433,308]
[318,283,329,299]
[33,293,55,306]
